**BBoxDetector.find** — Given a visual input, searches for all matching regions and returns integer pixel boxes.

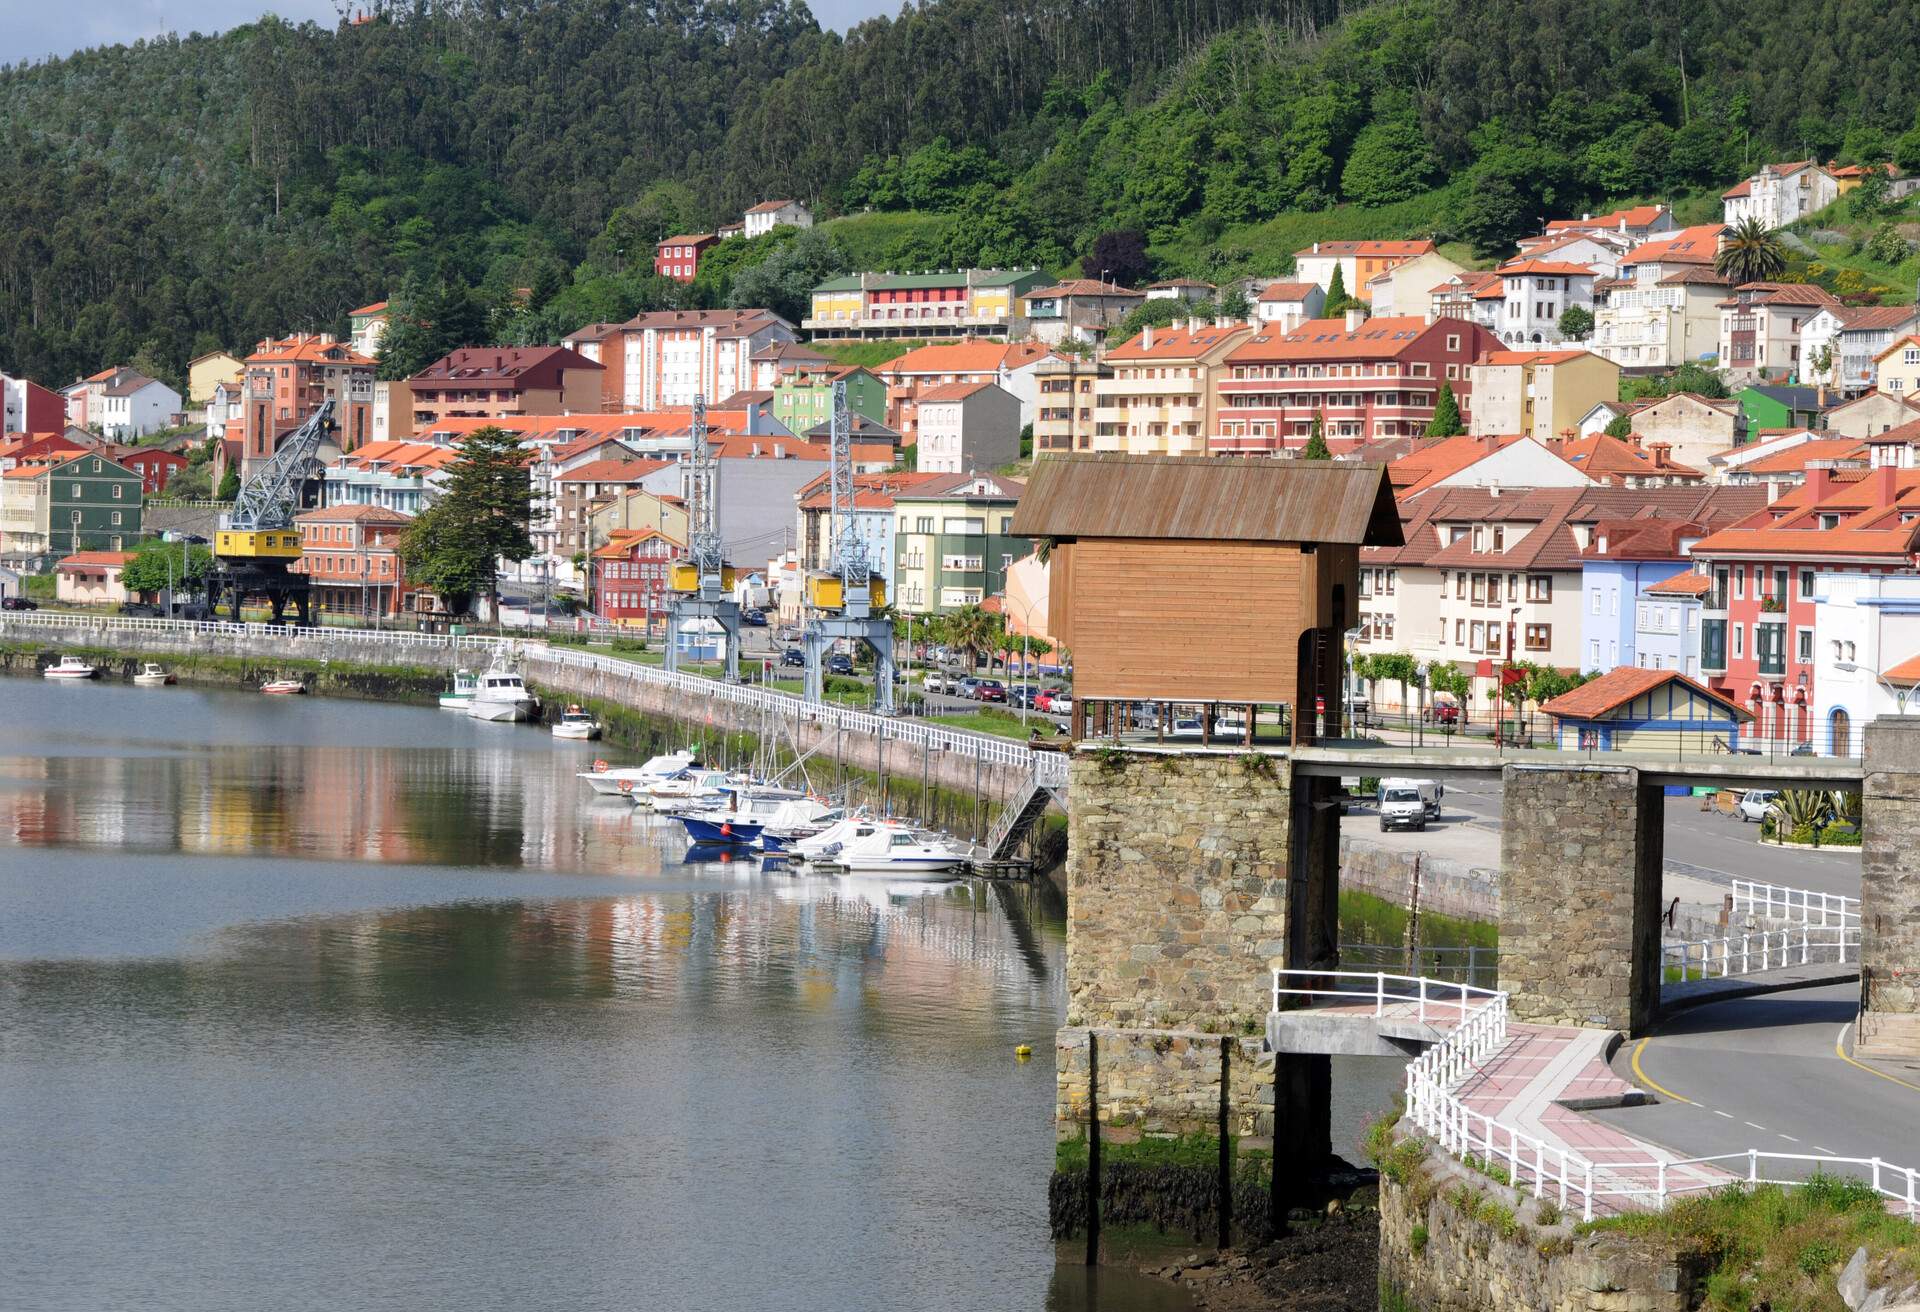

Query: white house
[1723,161,1839,228]
[1800,306,1920,394]
[1253,281,1325,330]
[1511,230,1633,279]
[1717,282,1842,383]
[1494,259,1597,346]
[912,381,1021,474]
[1591,224,1728,370]
[743,199,812,239]
[1812,572,1920,757]
[1365,251,1467,319]
[92,370,180,439]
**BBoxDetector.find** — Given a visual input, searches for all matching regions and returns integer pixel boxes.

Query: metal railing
[1664,924,1860,982]
[1270,968,1502,1027]
[1339,942,1498,990]
[1610,1152,1918,1216]
[0,611,508,652]
[1731,879,1861,927]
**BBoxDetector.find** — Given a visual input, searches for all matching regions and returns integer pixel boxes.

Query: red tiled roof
[55,551,135,570]
[880,341,1059,375]
[1545,205,1668,232]
[1027,279,1143,298]
[554,458,669,484]
[746,199,799,213]
[295,504,412,524]
[1721,179,1752,199]
[658,233,716,247]
[1736,438,1867,473]
[1646,570,1713,597]
[794,470,949,512]
[1386,434,1525,496]
[1621,224,1726,268]
[592,526,683,557]
[1292,240,1436,258]
[1228,316,1483,365]
[1496,259,1598,277]
[1477,349,1592,367]
[348,301,389,317]
[1257,281,1320,302]
[1547,433,1704,481]
[915,381,997,404]
[247,335,374,366]
[410,346,602,387]
[1542,667,1749,721]
[1882,652,1920,684]
[1107,324,1254,362]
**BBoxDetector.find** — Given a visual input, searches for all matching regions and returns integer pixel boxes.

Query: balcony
[1701,589,1728,614]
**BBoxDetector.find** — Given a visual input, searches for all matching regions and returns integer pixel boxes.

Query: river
[0,681,1400,1311]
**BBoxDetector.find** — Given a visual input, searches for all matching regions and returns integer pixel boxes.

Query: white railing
[1270,968,1918,1221]
[1731,879,1861,928]
[1664,924,1860,982]
[0,611,508,652]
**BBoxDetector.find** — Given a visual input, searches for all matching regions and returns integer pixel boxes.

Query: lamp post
[1496,606,1520,750]
[1004,592,1050,730]
[1343,625,1363,740]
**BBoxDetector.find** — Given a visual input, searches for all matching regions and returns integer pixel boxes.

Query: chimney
[1804,466,1833,501]
[1651,442,1671,469]
[1142,324,1154,350]
[1313,242,1320,255]
[1630,432,1642,450]
[1873,462,1898,505]
[1345,307,1364,331]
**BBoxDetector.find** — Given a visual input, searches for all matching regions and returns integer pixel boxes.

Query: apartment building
[1494,258,1598,346]
[0,373,63,435]
[553,458,670,561]
[1429,271,1505,329]
[1797,306,1920,394]
[617,309,796,411]
[793,471,946,589]
[1092,321,1255,456]
[1590,225,1728,369]
[804,268,1049,341]
[1030,355,1110,454]
[769,364,886,436]
[1467,349,1621,441]
[407,346,604,432]
[914,381,1020,474]
[591,528,682,628]
[1291,240,1436,303]
[1717,282,1842,383]
[291,504,417,618]
[891,472,1026,615]
[874,340,1057,446]
[239,334,374,477]
[348,302,389,359]
[1722,161,1839,228]
[1213,312,1500,455]
[1020,280,1144,345]
[655,234,718,283]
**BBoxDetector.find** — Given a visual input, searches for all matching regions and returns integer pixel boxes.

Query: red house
[592,527,681,627]
[117,447,187,495]
[655,234,719,284]
[1213,312,1503,455]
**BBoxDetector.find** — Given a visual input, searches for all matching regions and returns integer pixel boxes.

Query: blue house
[1578,520,1705,674]
[1541,666,1752,753]
[1632,570,1711,679]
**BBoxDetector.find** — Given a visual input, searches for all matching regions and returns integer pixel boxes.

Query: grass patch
[1339,888,1497,954]
[1149,183,1467,280]
[1584,1176,1919,1312]
[927,709,1057,740]
[813,339,920,368]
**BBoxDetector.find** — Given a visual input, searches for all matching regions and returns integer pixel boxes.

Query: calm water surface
[0,681,1393,1311]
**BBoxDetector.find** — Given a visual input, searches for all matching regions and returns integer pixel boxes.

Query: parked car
[1429,700,1461,726]
[781,648,805,668]
[1,596,37,610]
[1034,688,1062,713]
[954,676,982,699]
[1377,777,1444,819]
[974,679,1007,703]
[825,652,854,675]
[1051,691,1075,716]
[1007,685,1039,709]
[1734,789,1780,823]
[741,608,768,627]
[1378,783,1429,832]
[120,603,164,618]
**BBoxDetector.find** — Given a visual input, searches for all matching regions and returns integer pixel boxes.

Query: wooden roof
[1010,454,1403,546]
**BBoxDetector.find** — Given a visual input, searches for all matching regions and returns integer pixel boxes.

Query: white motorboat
[261,678,306,695]
[790,813,890,862]
[579,748,699,797]
[132,662,175,687]
[439,668,479,711]
[817,824,972,876]
[465,660,537,722]
[644,767,736,812]
[676,786,815,845]
[551,705,602,740]
[758,804,844,852]
[42,656,97,680]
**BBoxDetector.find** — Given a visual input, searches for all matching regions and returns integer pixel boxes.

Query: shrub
[1410,1223,1429,1255]
[1796,1239,1844,1277]
[1535,1198,1562,1227]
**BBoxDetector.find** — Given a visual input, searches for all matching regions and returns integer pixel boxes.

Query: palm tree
[1715,217,1789,286]
[944,604,997,671]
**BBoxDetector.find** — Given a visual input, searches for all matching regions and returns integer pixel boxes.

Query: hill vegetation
[4,0,1920,388]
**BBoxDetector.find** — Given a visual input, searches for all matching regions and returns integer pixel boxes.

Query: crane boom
[224,398,337,532]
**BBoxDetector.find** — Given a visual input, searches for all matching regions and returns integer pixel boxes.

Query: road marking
[1778,1134,1799,1143]
[1816,1145,1837,1154]
[1744,1121,1765,1130]
[1630,1038,1695,1105]
[1836,1023,1920,1094]
[1713,1109,1734,1119]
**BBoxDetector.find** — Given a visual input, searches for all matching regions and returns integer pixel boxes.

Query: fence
[1731,879,1861,927]
[0,611,509,653]
[1663,924,1860,982]
[1338,942,1499,991]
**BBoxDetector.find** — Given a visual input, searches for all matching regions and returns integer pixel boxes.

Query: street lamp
[1343,625,1363,740]
[1834,660,1911,714]
[1004,591,1051,730]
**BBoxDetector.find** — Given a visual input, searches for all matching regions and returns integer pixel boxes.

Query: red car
[1033,688,1058,713]
[974,679,1007,703]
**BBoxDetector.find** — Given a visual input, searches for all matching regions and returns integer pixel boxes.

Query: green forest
[4,0,1920,390]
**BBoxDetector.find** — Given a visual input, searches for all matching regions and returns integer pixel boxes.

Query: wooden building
[1009,454,1402,741]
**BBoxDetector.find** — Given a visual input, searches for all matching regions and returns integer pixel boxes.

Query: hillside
[4,0,1920,389]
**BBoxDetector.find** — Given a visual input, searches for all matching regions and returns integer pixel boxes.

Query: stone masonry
[1065,748,1293,1031]
[1860,718,1920,1057]
[1055,1028,1272,1141]
[1499,764,1662,1032]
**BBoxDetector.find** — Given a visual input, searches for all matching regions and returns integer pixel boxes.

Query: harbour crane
[210,398,336,624]
[663,394,742,680]
[800,381,897,713]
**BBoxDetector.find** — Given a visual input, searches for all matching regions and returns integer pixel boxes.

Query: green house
[1734,384,1825,441]
[772,366,887,436]
[46,451,144,554]
[891,471,1029,616]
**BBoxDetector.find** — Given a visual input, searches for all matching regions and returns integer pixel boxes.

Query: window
[1797,629,1813,663]
[1799,568,1815,599]
[1525,624,1551,651]
[1734,567,1745,599]
[1470,620,1485,650]
[1385,569,1396,595]
[1591,589,1602,614]
[1527,575,1551,603]
[1492,526,1504,551]
[1455,619,1465,645]
[1589,639,1601,666]
[71,483,81,498]
[1447,335,1461,352]
[112,484,123,500]
[1733,624,1744,658]
[110,512,121,526]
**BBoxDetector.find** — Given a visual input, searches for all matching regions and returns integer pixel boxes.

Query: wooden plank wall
[1056,538,1340,702]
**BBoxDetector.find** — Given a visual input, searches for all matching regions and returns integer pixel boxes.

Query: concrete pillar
[1860,719,1920,1057]
[1499,764,1662,1032]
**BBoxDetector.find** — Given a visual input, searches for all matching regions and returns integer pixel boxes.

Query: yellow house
[1875,334,1920,399]
[809,277,867,330]
[187,350,245,407]
[1468,349,1622,441]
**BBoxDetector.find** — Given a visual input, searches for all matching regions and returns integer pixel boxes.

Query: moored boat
[551,705,602,740]
[439,668,479,711]
[42,656,97,680]
[466,657,537,722]
[816,824,972,875]
[676,787,820,846]
[578,748,699,797]
[132,662,175,686]
[261,678,306,695]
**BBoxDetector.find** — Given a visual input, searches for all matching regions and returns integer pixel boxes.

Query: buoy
[1015,1044,1032,1061]
[618,779,633,793]
[593,759,609,772]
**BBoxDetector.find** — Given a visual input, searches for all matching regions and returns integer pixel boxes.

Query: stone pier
[1860,719,1920,1057]
[1499,764,1663,1033]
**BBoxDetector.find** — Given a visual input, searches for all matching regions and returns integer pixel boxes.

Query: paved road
[1358,777,1861,901]
[1588,983,1920,1180]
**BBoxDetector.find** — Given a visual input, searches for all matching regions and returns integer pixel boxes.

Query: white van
[1377,776,1444,819]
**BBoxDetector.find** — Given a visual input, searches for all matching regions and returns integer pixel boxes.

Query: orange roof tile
[1736,438,1868,473]
[55,550,136,570]
[1292,240,1436,258]
[1496,259,1598,277]
[1107,324,1254,362]
[246,334,375,367]
[880,341,1060,375]
[1227,316,1475,366]
[1645,570,1713,597]
[1545,205,1668,232]
[554,458,669,484]
[1257,281,1320,302]
[348,301,389,317]
[1477,349,1593,366]
[1621,224,1725,268]
[1542,667,1749,721]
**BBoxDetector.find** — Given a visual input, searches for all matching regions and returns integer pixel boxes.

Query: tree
[396,425,533,617]
[215,465,240,501]
[1426,382,1464,437]
[121,540,212,598]
[1088,229,1150,287]
[1603,412,1635,439]
[1301,411,1332,460]
[1557,305,1594,341]
[1368,651,1419,715]
[942,604,999,670]
[1219,284,1252,320]
[1865,221,1911,266]
[167,462,212,499]
[726,227,849,323]
[1324,264,1354,315]
[1715,217,1788,286]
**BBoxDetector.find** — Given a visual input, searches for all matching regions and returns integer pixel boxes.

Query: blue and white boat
[676,786,820,845]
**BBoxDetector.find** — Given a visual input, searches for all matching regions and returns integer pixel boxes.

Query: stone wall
[0,618,476,673]
[1861,719,1920,1056]
[1379,1167,1708,1312]
[1064,747,1295,1031]
[1341,836,1499,923]
[1054,1027,1272,1142]
[1499,764,1661,1032]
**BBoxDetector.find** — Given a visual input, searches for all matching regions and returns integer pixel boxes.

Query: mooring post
[1086,1030,1101,1266]
[1217,1035,1232,1251]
